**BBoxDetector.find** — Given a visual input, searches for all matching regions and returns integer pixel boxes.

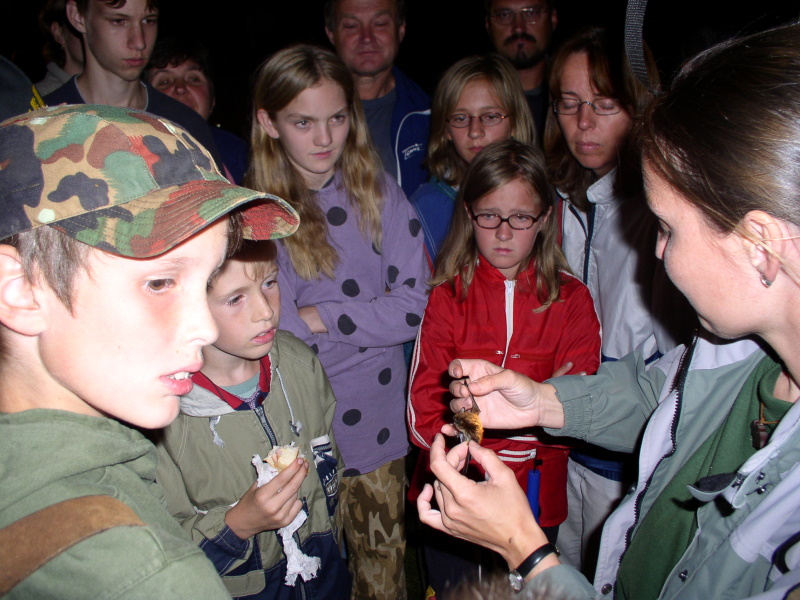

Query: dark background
[3,0,798,138]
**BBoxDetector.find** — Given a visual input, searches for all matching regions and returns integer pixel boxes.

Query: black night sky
[3,0,798,137]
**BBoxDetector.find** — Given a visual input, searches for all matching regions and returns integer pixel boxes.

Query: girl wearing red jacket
[407,139,600,592]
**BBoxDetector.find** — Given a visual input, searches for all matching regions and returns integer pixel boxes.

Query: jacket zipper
[582,203,596,284]
[613,337,697,598]
[565,201,595,284]
[255,402,310,597]
[253,405,278,449]
[501,280,515,368]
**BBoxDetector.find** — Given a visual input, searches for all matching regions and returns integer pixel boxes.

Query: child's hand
[298,306,327,333]
[225,458,309,540]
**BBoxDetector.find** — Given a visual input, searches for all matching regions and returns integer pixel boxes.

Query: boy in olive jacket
[155,241,351,600]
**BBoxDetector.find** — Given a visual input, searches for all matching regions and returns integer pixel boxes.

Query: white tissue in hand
[252,452,320,586]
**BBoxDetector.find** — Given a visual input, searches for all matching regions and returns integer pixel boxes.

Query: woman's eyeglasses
[446,112,509,128]
[552,96,622,116]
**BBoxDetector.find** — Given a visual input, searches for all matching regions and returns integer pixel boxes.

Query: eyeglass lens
[447,113,508,128]
[492,7,547,24]
[473,213,539,230]
[553,97,621,115]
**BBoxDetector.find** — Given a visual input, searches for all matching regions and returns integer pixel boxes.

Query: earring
[761,274,773,288]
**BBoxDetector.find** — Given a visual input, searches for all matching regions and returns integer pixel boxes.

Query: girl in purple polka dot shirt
[247,44,429,600]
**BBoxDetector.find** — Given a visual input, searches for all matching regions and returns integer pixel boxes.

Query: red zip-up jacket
[407,259,601,526]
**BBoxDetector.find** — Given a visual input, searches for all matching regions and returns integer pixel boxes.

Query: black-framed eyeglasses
[552,96,622,116]
[446,112,509,128]
[470,209,546,230]
[489,6,549,25]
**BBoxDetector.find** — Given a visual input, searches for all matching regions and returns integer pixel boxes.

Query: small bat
[452,378,483,473]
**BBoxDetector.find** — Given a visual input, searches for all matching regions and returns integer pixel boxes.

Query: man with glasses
[485,0,558,144]
[325,0,430,199]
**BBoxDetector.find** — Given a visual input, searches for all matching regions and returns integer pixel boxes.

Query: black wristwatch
[508,543,560,592]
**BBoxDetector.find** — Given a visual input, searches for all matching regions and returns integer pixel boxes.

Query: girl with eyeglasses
[409,54,536,266]
[544,26,691,576]
[247,44,429,599]
[420,22,800,600]
[407,139,600,592]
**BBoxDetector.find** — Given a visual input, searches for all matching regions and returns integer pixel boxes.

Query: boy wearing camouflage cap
[0,104,299,599]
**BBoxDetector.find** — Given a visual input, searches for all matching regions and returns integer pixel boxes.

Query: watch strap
[513,542,560,580]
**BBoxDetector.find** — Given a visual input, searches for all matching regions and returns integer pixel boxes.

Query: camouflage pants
[339,456,407,600]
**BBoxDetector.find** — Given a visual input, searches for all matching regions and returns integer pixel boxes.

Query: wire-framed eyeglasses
[446,112,509,128]
[489,6,549,25]
[552,96,622,116]
[470,209,546,230]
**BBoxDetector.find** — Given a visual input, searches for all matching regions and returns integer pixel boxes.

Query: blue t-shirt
[363,87,397,180]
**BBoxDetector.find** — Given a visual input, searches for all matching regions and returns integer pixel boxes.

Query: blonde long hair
[427,54,536,187]
[433,139,570,310]
[247,44,384,280]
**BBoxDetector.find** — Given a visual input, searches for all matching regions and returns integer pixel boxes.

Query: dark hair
[433,139,571,309]
[324,0,406,31]
[143,37,215,96]
[210,239,277,291]
[72,0,160,17]
[484,0,553,14]
[39,0,80,66]
[640,23,800,235]
[544,25,657,210]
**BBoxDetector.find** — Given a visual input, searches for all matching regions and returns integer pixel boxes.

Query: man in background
[485,0,557,144]
[325,0,430,199]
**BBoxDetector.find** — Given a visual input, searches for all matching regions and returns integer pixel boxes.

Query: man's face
[148,60,214,120]
[325,0,405,79]
[68,0,158,82]
[35,220,228,429]
[485,0,557,70]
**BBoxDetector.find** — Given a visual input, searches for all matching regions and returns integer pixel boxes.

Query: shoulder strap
[0,495,144,596]
[625,0,660,95]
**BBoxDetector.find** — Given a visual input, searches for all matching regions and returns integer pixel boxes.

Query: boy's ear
[0,246,47,336]
[256,109,280,140]
[66,0,87,35]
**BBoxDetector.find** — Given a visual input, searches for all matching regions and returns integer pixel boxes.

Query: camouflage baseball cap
[0,104,299,257]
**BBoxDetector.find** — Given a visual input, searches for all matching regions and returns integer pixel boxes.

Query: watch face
[508,571,524,592]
